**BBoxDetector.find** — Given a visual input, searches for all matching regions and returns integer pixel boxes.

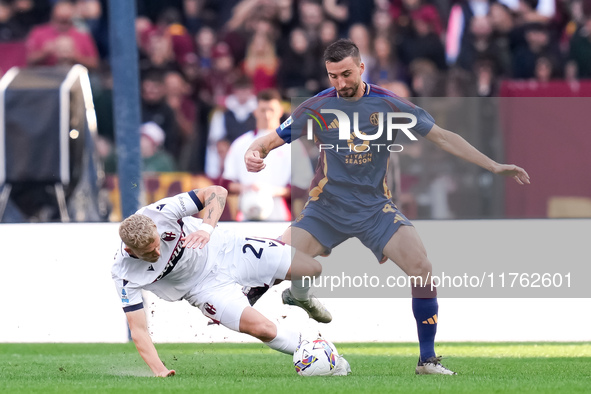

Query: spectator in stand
[243,30,279,92]
[183,0,205,35]
[373,9,395,38]
[323,0,376,34]
[446,0,491,67]
[205,76,257,179]
[194,26,217,71]
[201,41,241,107]
[138,18,182,75]
[489,2,514,76]
[223,89,313,221]
[0,0,27,42]
[511,22,562,79]
[390,0,443,42]
[25,0,99,69]
[319,18,338,52]
[368,34,407,84]
[155,8,196,67]
[297,0,324,50]
[318,18,338,89]
[399,5,447,70]
[164,70,197,170]
[138,122,177,173]
[103,122,177,174]
[278,27,323,97]
[12,0,51,35]
[72,0,107,59]
[474,56,499,96]
[534,55,554,82]
[136,0,184,24]
[348,23,375,82]
[409,58,443,96]
[504,0,555,24]
[141,69,182,161]
[455,15,506,75]
[568,13,591,79]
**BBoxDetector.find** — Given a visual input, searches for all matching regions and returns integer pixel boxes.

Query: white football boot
[332,355,352,376]
[415,356,457,375]
[282,288,332,323]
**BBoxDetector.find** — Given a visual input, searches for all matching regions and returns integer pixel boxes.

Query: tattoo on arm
[217,196,226,211]
[259,143,268,157]
[207,208,213,219]
[204,192,216,207]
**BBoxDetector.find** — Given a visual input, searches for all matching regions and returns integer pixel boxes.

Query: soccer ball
[293,338,338,376]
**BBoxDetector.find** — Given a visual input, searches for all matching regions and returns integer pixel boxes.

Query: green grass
[1,342,590,393]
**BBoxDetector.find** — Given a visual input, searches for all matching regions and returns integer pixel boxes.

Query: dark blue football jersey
[277,83,435,209]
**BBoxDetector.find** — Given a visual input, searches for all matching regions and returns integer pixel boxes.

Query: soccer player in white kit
[112,185,349,377]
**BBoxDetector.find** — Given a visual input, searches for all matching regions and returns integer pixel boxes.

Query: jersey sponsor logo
[152,225,186,282]
[156,204,165,211]
[279,116,293,131]
[161,231,177,241]
[178,196,187,213]
[121,288,129,303]
[147,264,155,271]
[123,279,129,286]
[204,302,216,315]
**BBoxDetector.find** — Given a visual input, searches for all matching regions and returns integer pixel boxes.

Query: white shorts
[184,236,292,331]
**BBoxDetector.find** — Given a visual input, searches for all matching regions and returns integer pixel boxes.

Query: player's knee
[309,259,322,277]
[245,320,277,342]
[408,257,432,280]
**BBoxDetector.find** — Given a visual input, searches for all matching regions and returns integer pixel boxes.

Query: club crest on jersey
[369,112,380,126]
[204,302,216,315]
[161,231,177,241]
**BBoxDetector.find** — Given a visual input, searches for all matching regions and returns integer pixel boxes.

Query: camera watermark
[284,96,425,154]
[302,272,573,294]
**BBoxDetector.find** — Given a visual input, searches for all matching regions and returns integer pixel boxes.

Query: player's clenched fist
[245,150,266,172]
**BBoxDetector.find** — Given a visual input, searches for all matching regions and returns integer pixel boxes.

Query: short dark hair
[257,88,282,102]
[323,39,360,64]
[233,75,253,90]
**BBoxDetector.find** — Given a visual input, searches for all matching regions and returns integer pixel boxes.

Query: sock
[265,324,300,354]
[412,285,438,362]
[290,279,310,301]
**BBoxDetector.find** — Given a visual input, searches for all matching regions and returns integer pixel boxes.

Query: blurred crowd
[1,0,590,219]
[1,0,591,171]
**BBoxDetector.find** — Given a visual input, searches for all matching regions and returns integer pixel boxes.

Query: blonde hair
[119,214,157,249]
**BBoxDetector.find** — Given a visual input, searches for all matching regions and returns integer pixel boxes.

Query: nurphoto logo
[304,107,418,153]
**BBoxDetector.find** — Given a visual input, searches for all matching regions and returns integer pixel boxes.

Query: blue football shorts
[292,197,413,262]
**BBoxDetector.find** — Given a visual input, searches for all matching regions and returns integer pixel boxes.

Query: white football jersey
[111,191,233,311]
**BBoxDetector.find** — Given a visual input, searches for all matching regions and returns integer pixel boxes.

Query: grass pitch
[1,342,590,393]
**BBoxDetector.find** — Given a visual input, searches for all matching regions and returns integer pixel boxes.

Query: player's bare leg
[239,306,300,354]
[383,225,456,375]
[280,226,333,323]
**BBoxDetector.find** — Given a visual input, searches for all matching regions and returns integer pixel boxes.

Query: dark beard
[339,81,359,98]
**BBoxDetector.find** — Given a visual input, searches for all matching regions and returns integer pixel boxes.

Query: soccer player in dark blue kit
[245,39,530,375]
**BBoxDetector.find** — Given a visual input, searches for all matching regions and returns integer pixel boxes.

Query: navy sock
[412,297,438,362]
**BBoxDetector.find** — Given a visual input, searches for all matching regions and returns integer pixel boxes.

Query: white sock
[290,279,310,301]
[265,324,300,354]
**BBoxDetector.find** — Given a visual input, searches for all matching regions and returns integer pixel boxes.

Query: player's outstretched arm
[182,185,228,249]
[126,309,176,377]
[425,124,530,185]
[245,131,286,173]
